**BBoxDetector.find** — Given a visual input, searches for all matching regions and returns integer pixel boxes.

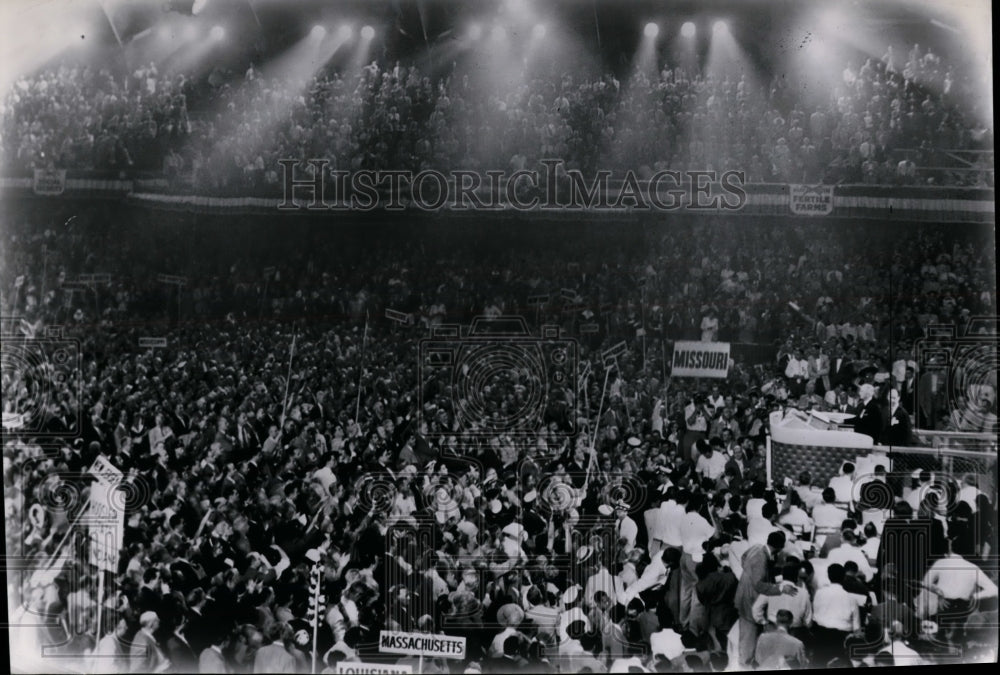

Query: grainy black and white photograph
[1,0,996,673]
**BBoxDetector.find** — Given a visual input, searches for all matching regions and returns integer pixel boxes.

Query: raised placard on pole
[378,631,466,660]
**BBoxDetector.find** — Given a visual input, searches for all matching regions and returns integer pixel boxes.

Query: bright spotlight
[532,24,546,40]
[713,21,728,35]
[468,23,482,41]
[644,22,659,39]
[338,25,353,40]
[491,25,506,40]
[310,25,326,40]
[210,25,225,41]
[191,0,209,16]
[360,25,374,40]
[681,22,696,38]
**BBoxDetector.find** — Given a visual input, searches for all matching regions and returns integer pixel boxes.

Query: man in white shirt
[785,350,809,395]
[614,502,638,552]
[828,462,856,505]
[619,546,676,605]
[679,496,715,628]
[779,491,814,536]
[747,501,781,546]
[794,472,824,512]
[813,488,849,532]
[695,440,728,482]
[706,385,725,414]
[825,530,874,582]
[811,563,861,666]
[585,555,621,611]
[924,551,999,641]
[752,562,813,630]
[684,398,710,461]
[658,488,688,552]
[958,474,985,512]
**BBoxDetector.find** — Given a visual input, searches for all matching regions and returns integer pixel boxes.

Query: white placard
[378,631,466,660]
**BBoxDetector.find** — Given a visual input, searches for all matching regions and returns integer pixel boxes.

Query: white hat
[610,657,647,672]
[561,585,581,606]
[650,628,685,660]
[456,521,478,538]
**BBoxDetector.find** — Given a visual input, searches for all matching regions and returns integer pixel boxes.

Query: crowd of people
[1,41,993,190]
[3,196,997,673]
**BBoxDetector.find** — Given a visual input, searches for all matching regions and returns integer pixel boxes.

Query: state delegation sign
[334,663,412,675]
[671,341,731,379]
[378,631,466,659]
[86,456,126,572]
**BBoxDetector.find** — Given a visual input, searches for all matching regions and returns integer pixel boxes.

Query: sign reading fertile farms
[789,184,834,215]
[671,341,731,379]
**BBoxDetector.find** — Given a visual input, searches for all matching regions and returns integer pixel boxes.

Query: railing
[0,171,994,223]
[882,435,997,505]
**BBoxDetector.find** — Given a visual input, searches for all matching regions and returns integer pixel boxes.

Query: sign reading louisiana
[671,341,731,379]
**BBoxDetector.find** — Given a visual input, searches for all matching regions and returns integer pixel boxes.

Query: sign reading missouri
[671,341,731,379]
[378,631,466,659]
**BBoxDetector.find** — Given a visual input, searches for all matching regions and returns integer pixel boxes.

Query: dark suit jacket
[900,379,917,415]
[830,358,855,388]
[882,406,914,446]
[853,399,884,443]
[735,544,782,619]
[165,633,197,673]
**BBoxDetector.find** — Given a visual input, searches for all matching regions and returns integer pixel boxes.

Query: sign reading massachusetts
[378,631,466,660]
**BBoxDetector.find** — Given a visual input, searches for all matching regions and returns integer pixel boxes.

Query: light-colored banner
[378,631,466,660]
[671,341,731,378]
[789,184,834,215]
[335,663,413,675]
[33,168,66,196]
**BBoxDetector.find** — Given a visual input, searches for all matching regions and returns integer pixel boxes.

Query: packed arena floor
[3,202,997,673]
[1,0,998,674]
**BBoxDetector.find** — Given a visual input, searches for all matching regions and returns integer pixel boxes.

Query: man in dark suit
[852,384,884,443]
[164,614,198,673]
[234,410,259,460]
[829,343,855,390]
[900,366,917,417]
[882,389,915,446]
[917,364,948,430]
[735,531,798,668]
